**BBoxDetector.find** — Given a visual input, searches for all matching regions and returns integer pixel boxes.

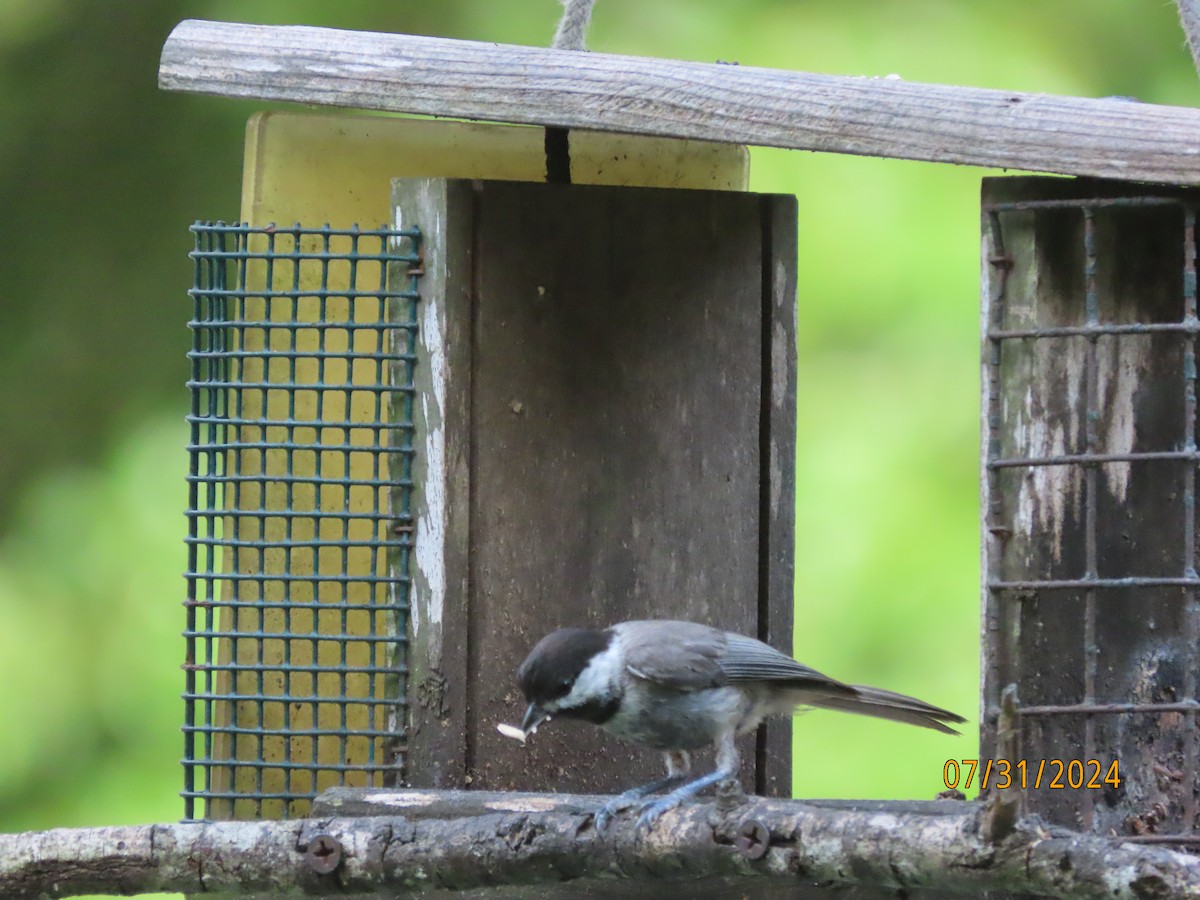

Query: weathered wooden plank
[395,178,797,799]
[758,195,798,798]
[400,179,476,790]
[159,19,1200,184]
[468,180,765,795]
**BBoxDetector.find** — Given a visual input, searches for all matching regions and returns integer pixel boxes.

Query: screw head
[305,833,343,874]
[735,818,770,860]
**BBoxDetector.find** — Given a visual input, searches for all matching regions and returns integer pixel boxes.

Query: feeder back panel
[398,178,797,796]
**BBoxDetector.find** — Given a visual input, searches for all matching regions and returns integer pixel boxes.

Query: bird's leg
[635,732,741,830]
[594,750,691,834]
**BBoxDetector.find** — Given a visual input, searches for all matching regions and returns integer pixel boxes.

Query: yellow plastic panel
[242,111,748,228]
[214,113,747,819]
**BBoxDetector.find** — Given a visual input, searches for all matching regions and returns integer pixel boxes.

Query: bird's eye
[559,678,572,691]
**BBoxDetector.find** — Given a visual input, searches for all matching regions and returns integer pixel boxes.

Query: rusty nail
[406,248,426,277]
[735,819,770,860]
[305,833,343,875]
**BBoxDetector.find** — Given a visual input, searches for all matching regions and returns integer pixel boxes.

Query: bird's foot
[634,795,682,830]
[594,796,636,835]
[630,767,739,832]
[593,772,689,834]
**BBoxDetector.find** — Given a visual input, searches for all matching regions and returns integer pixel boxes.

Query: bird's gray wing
[616,621,854,695]
[615,620,729,691]
[718,632,855,694]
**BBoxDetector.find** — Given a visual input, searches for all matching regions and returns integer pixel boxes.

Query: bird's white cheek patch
[559,640,623,709]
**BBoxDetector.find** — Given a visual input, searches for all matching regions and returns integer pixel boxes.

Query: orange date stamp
[942,758,1121,791]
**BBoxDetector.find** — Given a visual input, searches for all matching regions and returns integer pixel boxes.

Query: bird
[516,619,965,831]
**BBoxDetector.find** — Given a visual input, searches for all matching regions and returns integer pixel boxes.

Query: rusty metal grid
[183,222,422,821]
[983,194,1200,847]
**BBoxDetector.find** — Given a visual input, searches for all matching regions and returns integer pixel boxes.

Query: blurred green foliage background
[1,2,1198,894]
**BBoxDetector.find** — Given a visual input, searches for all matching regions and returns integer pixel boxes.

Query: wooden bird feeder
[10,15,1194,899]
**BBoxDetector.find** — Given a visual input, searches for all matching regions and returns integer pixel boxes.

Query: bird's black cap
[517,626,614,705]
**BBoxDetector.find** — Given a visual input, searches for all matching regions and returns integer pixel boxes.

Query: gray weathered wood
[6,791,1200,898]
[159,19,1200,184]
[758,197,798,797]
[395,179,797,799]
[400,180,476,790]
[981,176,1200,839]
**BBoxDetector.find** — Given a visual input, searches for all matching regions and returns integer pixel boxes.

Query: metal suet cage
[982,178,1200,847]
[183,222,421,821]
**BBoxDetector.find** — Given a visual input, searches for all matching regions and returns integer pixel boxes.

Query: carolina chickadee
[517,619,964,830]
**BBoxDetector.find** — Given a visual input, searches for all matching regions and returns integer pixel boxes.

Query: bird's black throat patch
[553,693,621,725]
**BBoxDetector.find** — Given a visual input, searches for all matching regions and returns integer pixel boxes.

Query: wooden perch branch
[3,790,1199,897]
[158,19,1200,185]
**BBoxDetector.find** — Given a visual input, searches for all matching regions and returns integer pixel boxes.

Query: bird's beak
[522,702,551,734]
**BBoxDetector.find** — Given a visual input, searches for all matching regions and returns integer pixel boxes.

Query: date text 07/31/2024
[942,758,1121,791]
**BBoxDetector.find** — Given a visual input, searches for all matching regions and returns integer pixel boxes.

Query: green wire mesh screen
[184,222,421,821]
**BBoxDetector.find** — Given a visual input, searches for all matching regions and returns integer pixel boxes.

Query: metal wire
[1183,206,1200,837]
[183,222,421,822]
[983,193,1199,846]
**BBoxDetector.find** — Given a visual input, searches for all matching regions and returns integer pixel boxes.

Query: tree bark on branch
[2,791,1198,897]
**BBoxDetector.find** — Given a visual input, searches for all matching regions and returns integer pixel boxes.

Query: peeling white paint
[769,441,781,517]
[1094,335,1146,503]
[1064,343,1083,453]
[1012,341,1087,561]
[1009,324,1145,560]
[353,790,438,808]
[415,411,446,642]
[413,197,447,656]
[771,269,789,411]
[486,797,568,812]
[328,791,567,813]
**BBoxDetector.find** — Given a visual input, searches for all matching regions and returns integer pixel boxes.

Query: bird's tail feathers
[803,684,965,735]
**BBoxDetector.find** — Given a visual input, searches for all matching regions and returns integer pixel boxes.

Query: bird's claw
[593,798,633,835]
[593,808,614,835]
[634,797,677,831]
[594,797,677,834]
